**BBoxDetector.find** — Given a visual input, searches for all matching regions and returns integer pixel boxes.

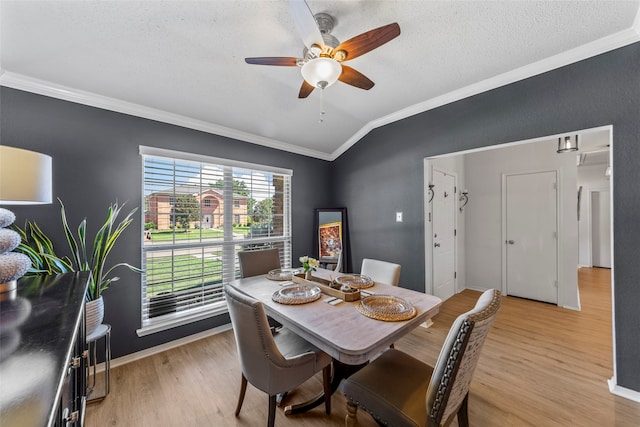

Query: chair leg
[268,395,277,427]
[276,391,288,406]
[322,364,332,414]
[457,393,470,427]
[235,374,248,416]
[345,401,358,427]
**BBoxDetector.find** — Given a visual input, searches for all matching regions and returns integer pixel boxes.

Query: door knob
[434,242,441,247]
[507,240,515,245]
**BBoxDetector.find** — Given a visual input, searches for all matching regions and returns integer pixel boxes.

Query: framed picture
[319,221,342,258]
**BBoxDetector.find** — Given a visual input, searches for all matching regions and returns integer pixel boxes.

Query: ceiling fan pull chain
[319,88,326,123]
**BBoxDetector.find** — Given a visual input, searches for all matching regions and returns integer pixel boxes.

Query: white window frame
[137,146,292,336]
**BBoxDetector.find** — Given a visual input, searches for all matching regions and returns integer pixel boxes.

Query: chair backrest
[361,258,401,286]
[426,289,502,426]
[224,284,287,393]
[333,251,343,273]
[238,248,281,278]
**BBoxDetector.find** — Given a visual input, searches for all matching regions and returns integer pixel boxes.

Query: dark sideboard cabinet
[0,272,90,427]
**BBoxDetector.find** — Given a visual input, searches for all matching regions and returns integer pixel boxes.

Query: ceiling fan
[245,0,401,99]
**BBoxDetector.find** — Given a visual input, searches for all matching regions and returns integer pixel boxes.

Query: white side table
[86,323,111,403]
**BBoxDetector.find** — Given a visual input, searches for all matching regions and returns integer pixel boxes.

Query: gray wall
[3,41,639,393]
[1,87,332,358]
[333,42,640,392]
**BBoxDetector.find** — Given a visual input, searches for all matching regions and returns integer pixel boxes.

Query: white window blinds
[138,146,292,335]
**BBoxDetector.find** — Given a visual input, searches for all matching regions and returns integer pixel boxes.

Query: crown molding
[328,27,640,161]
[0,71,333,161]
[1,24,638,163]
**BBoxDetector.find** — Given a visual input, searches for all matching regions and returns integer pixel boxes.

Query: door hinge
[454,229,457,236]
[454,271,457,279]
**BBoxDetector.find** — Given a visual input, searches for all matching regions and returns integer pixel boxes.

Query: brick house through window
[145,186,248,229]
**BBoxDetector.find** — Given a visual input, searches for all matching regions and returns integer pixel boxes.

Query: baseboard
[608,377,640,403]
[89,323,233,374]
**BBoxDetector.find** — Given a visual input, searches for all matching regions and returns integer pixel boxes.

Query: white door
[432,169,456,300]
[505,171,558,304]
[591,190,611,268]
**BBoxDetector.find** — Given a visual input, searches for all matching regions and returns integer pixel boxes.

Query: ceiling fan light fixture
[301,57,342,89]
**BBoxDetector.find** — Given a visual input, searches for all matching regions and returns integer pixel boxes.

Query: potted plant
[12,220,74,276]
[59,199,141,335]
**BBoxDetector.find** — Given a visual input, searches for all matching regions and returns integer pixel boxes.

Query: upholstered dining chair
[225,284,332,427]
[333,250,343,273]
[238,248,281,278]
[339,289,502,427]
[238,248,283,331]
[361,258,401,287]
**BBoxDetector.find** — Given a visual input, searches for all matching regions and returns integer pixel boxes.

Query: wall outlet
[396,212,403,222]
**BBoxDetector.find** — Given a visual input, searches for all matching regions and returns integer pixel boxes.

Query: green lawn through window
[146,254,222,296]
[148,227,249,242]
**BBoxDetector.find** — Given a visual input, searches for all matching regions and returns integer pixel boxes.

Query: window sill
[136,304,228,337]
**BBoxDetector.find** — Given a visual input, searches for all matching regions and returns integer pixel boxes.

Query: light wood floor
[86,268,640,426]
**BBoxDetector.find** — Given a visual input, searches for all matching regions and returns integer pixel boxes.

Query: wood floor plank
[86,268,640,426]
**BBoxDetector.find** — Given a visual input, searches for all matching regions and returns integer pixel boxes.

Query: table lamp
[0,145,52,295]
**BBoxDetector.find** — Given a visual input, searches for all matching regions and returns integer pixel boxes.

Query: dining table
[228,267,442,415]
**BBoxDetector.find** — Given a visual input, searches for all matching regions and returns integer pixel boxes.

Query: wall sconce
[557,134,579,153]
[459,190,469,212]
[427,184,435,203]
[0,146,52,295]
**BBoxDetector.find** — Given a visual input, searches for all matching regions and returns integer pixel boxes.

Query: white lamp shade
[301,57,342,89]
[0,146,52,205]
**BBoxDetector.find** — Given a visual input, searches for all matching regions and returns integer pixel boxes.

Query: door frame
[424,161,459,296]
[501,169,560,304]
[589,188,612,268]
[423,125,619,397]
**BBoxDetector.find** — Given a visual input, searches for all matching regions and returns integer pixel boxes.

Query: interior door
[432,169,456,300]
[591,190,611,268]
[505,171,558,304]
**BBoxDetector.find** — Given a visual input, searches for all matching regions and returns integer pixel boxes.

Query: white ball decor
[0,229,21,253]
[0,207,32,290]
[0,253,31,283]
[0,208,16,228]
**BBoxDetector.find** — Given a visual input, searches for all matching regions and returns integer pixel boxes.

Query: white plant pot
[86,296,104,337]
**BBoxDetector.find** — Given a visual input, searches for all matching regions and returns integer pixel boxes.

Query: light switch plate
[396,212,403,222]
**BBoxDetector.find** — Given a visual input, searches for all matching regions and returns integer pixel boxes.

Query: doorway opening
[423,125,612,307]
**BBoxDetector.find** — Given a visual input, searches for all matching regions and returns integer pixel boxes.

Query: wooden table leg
[283,359,366,415]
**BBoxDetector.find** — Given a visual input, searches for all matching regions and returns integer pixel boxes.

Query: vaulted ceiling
[1,1,639,160]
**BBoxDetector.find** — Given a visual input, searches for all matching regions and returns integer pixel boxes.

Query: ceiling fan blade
[245,57,299,66]
[334,22,401,61]
[338,65,374,90]
[289,0,324,49]
[298,80,315,98]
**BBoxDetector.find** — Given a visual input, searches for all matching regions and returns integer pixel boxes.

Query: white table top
[229,268,442,365]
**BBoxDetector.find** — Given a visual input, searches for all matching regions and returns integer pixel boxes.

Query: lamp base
[0,280,17,293]
[0,280,17,302]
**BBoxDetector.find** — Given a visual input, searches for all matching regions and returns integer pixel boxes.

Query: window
[138,146,292,335]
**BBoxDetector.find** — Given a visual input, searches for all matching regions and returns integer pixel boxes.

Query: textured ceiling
[1,1,639,160]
